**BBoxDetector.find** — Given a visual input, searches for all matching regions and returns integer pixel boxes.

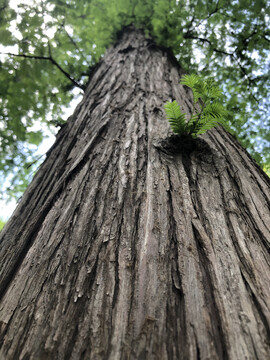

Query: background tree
[0,0,269,200]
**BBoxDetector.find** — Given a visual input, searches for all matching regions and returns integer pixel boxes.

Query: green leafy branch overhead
[165,74,227,138]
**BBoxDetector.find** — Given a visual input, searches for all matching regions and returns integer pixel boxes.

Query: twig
[62,26,90,65]
[183,34,233,56]
[183,33,259,103]
[26,153,46,169]
[1,51,86,91]
[195,1,221,29]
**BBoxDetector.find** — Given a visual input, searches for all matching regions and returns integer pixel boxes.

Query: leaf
[204,102,226,119]
[0,28,16,46]
[165,74,228,138]
[27,131,43,146]
[164,100,186,134]
[181,74,204,103]
[186,113,199,133]
[0,218,6,231]
[180,73,201,89]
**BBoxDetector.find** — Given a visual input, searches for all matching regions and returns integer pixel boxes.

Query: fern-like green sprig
[164,100,186,134]
[164,74,227,138]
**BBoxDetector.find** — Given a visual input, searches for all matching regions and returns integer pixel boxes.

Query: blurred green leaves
[0,218,6,231]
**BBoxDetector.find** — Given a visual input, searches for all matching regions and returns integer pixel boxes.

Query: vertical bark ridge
[1,26,270,359]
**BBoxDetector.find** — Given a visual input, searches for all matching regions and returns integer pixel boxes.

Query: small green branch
[164,74,227,138]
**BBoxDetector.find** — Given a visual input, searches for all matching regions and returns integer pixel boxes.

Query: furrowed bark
[0,26,270,360]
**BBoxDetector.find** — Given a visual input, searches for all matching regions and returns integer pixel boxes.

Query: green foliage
[0,0,269,199]
[264,165,270,178]
[165,75,227,138]
[0,218,6,231]
[164,101,186,135]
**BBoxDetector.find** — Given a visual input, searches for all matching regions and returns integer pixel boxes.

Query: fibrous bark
[0,26,270,360]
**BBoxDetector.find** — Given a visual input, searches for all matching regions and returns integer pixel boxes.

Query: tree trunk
[1,26,270,360]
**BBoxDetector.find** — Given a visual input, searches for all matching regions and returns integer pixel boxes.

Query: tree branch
[195,0,221,28]
[183,33,233,56]
[62,25,90,66]
[207,0,220,18]
[231,54,259,103]
[183,33,259,103]
[1,52,86,91]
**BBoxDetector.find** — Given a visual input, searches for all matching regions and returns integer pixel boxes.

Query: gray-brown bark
[1,26,270,360]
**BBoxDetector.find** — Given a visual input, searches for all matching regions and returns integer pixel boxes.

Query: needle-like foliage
[164,101,187,134]
[164,74,227,138]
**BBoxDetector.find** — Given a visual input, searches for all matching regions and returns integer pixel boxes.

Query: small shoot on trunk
[164,74,227,138]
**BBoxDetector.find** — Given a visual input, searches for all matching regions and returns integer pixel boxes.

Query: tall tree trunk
[1,26,270,360]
